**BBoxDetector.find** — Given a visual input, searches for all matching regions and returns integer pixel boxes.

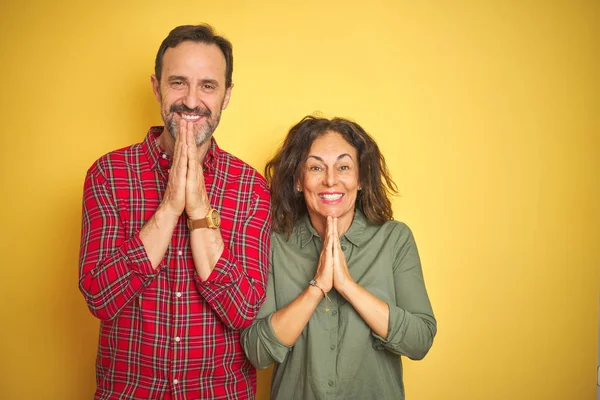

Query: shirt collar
[202,139,218,173]
[297,209,368,248]
[141,126,219,173]
[142,126,166,170]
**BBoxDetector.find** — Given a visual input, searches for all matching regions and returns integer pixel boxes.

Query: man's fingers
[180,119,188,146]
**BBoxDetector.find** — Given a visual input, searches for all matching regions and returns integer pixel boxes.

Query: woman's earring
[296,186,302,192]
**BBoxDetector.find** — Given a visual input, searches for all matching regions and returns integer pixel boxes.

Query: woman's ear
[295,176,302,193]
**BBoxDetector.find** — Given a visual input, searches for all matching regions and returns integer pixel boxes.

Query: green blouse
[241,210,436,400]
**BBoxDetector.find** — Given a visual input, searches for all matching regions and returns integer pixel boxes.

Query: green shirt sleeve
[241,257,292,369]
[371,223,437,360]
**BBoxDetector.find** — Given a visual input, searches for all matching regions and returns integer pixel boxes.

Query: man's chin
[193,131,213,146]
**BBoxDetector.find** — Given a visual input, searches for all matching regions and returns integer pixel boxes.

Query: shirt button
[162,153,168,159]
[173,379,179,385]
[175,292,182,298]
[332,310,338,316]
[341,245,347,251]
[177,250,183,256]
[330,344,335,350]
[328,380,334,387]
[175,337,181,342]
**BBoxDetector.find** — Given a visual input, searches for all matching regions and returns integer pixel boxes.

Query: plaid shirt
[79,127,271,399]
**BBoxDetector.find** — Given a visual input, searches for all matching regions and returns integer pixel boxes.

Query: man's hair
[265,115,398,237]
[155,24,233,88]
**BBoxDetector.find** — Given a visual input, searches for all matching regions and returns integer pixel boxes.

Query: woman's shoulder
[270,226,303,249]
[366,218,414,239]
[367,219,411,234]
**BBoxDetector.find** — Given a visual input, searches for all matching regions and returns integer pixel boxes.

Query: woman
[242,116,436,399]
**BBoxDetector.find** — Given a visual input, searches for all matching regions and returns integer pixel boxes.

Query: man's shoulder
[216,147,268,189]
[87,142,144,178]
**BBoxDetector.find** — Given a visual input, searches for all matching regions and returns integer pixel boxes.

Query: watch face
[210,209,221,228]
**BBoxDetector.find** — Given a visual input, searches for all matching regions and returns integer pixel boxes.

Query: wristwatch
[187,208,221,230]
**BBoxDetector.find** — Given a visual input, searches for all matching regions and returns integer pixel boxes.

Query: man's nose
[183,87,201,110]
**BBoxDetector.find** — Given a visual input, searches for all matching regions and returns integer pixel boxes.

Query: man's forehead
[162,41,226,74]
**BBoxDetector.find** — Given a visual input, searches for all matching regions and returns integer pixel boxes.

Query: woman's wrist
[335,279,358,299]
[309,279,331,299]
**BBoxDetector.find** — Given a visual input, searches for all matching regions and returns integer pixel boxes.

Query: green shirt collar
[298,209,368,248]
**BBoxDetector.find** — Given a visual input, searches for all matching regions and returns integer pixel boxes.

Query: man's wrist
[155,203,182,225]
[186,206,210,221]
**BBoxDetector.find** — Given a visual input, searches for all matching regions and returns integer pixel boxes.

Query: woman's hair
[266,115,398,236]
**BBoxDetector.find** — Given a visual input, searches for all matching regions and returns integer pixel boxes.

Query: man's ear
[151,75,161,102]
[221,83,234,110]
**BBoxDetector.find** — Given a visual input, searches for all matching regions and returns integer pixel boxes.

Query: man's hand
[183,120,211,220]
[161,120,188,218]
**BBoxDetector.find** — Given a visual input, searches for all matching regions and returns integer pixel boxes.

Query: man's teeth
[320,193,343,200]
[181,114,200,120]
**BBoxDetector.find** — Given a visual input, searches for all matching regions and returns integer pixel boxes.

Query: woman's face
[298,131,360,235]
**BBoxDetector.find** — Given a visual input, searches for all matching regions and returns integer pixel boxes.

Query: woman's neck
[309,211,354,239]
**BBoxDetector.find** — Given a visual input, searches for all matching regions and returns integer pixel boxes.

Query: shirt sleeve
[194,181,272,330]
[241,256,292,369]
[78,167,159,321]
[371,223,437,360]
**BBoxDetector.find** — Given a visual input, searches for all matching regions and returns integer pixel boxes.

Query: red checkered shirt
[79,127,271,399]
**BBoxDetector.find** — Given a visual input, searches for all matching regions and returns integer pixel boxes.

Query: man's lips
[179,113,202,122]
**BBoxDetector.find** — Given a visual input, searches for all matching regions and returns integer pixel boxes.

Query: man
[78,25,271,399]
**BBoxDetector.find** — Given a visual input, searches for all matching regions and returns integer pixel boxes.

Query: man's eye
[203,84,216,90]
[171,81,184,87]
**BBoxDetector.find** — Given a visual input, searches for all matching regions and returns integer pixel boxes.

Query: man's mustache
[170,104,212,117]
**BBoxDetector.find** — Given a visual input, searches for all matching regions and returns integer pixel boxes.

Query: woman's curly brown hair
[265,115,398,237]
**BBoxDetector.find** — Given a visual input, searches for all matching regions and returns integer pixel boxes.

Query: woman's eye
[309,166,322,171]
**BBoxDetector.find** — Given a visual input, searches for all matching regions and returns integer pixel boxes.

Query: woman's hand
[313,216,334,293]
[332,217,356,295]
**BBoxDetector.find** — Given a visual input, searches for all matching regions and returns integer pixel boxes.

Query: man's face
[151,41,232,146]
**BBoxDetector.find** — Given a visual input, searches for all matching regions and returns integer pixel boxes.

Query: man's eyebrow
[200,78,220,86]
[167,75,188,82]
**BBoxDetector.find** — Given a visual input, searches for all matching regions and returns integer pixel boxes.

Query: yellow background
[0,1,598,399]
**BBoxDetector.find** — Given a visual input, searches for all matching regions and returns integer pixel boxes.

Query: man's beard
[164,103,222,146]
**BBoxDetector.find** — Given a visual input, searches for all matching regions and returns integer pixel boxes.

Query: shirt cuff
[261,313,293,363]
[196,244,238,280]
[371,300,406,350]
[120,232,156,277]
[193,245,241,299]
